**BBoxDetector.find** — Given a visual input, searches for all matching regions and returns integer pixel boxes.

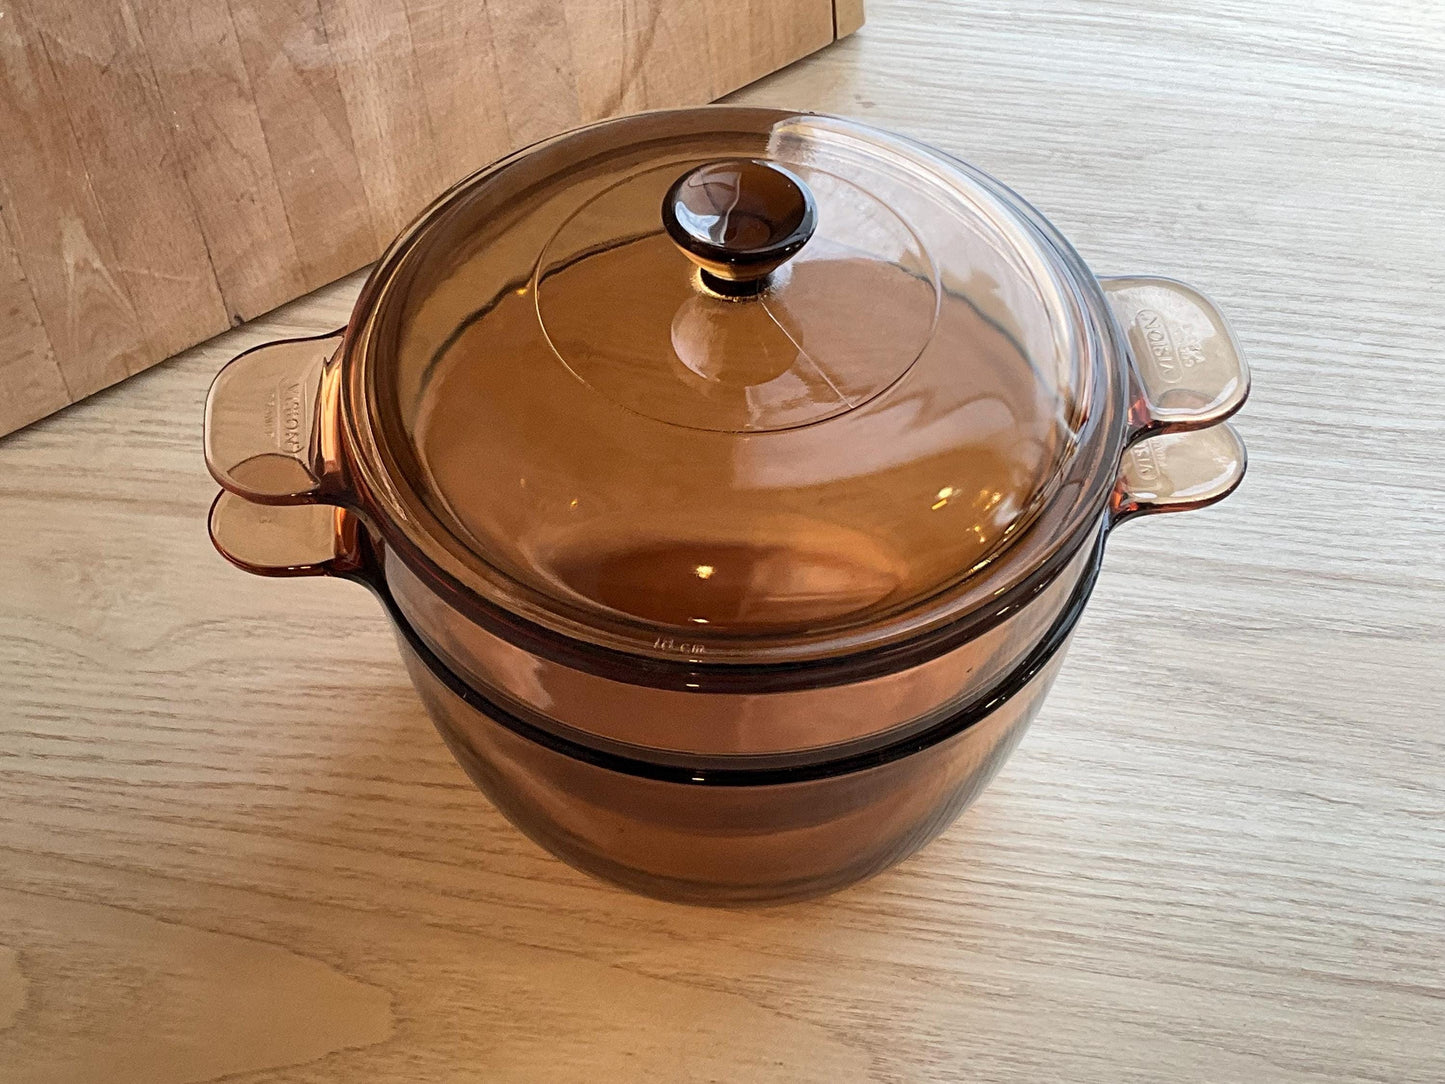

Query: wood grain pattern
[131,0,309,321]
[706,0,836,98]
[0,889,394,1083]
[565,0,714,118]
[26,0,229,358]
[482,0,583,146]
[230,0,379,287]
[1,1,1442,1081]
[834,0,865,38]
[0,215,68,433]
[0,0,852,436]
[0,0,149,402]
[404,0,512,189]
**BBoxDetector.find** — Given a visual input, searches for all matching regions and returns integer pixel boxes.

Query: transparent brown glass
[208,420,1244,903]
[203,107,1250,902]
[403,617,1080,904]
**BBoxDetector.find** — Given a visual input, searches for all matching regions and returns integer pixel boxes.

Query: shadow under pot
[204,107,1250,904]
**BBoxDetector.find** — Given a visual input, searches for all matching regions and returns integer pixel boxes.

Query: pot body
[385,522,1097,758]
[392,587,1078,904]
[207,409,1246,906]
[202,107,1252,902]
[208,407,1245,900]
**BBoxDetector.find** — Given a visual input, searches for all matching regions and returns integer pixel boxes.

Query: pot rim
[367,521,1107,785]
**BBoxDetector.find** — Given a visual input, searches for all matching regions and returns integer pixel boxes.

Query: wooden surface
[2,0,1444,1080]
[0,0,852,438]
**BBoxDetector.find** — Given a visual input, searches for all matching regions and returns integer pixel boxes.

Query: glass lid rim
[340,105,1128,666]
[381,523,1108,780]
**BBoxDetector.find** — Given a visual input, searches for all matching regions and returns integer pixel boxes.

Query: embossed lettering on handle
[204,331,344,504]
[1102,277,1250,439]
[1111,423,1247,525]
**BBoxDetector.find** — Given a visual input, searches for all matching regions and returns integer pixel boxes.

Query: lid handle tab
[204,331,345,504]
[1101,276,1250,440]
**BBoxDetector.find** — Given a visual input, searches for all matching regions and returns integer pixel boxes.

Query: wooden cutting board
[0,0,864,437]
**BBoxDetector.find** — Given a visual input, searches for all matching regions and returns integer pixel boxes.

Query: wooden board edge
[834,0,865,38]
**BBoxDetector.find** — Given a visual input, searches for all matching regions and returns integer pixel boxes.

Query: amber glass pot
[205,108,1248,903]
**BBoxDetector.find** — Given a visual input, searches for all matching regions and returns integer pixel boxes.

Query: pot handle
[1100,277,1249,439]
[1111,422,1247,526]
[209,490,365,579]
[204,331,345,504]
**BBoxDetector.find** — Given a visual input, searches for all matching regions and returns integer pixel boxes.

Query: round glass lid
[366,108,1090,649]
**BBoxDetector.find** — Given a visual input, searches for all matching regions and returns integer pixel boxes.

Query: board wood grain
[0,215,68,432]
[0,0,854,437]
[317,0,446,247]
[230,0,380,287]
[2,1,1442,1082]
[404,0,513,190]
[129,0,306,320]
[24,0,229,359]
[565,0,714,118]
[834,0,865,38]
[0,0,149,404]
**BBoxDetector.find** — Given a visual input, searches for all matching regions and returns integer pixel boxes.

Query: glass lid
[355,108,1098,658]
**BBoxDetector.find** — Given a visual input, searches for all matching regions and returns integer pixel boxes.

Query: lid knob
[662,159,817,295]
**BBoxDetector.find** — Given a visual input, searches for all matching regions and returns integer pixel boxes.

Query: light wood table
[3,1,1442,1080]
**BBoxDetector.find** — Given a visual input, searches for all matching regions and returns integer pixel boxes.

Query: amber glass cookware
[205,108,1248,903]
